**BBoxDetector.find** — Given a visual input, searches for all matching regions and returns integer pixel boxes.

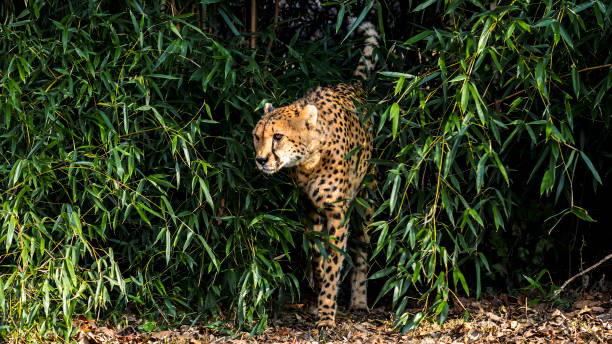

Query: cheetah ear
[264,103,275,114]
[300,104,318,128]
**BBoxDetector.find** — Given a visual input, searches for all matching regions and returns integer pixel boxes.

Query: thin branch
[554,252,612,296]
[559,63,612,79]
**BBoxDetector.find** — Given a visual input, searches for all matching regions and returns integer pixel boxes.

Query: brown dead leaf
[62,283,612,344]
[151,330,173,339]
[573,299,599,310]
[524,329,536,338]
[77,333,94,344]
[484,311,502,322]
[552,308,564,318]
[79,321,96,333]
[97,326,116,336]
[510,320,519,329]
[467,329,481,341]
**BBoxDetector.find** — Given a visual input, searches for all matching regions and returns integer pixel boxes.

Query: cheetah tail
[352,21,380,81]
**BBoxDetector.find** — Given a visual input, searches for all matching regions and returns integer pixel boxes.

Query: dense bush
[1,0,611,340]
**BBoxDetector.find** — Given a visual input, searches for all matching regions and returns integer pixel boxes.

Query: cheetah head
[252,103,319,174]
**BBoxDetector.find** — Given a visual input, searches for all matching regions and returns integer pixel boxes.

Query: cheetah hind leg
[349,227,370,310]
[349,202,373,311]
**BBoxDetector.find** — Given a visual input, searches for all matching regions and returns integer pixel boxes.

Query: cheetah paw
[316,318,336,328]
[349,301,369,311]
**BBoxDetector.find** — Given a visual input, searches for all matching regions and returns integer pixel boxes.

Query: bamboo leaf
[571,206,596,222]
[219,8,240,36]
[580,151,602,184]
[170,23,182,39]
[403,30,433,45]
[572,66,580,97]
[341,2,373,43]
[390,174,400,213]
[335,5,345,33]
[414,0,436,12]
[391,103,400,138]
[453,268,469,296]
[476,153,488,192]
[460,84,469,112]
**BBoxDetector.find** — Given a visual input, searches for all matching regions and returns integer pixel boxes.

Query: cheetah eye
[253,134,259,142]
[273,133,284,141]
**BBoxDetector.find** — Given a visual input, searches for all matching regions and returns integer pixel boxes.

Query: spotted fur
[252,21,378,328]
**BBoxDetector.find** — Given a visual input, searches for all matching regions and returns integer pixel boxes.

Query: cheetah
[252,21,379,328]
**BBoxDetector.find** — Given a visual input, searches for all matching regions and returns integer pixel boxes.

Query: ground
[68,284,612,344]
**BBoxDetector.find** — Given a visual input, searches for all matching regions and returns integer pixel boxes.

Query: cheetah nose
[256,156,268,165]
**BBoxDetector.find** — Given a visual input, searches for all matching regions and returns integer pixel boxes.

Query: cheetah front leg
[315,206,349,328]
[306,210,325,312]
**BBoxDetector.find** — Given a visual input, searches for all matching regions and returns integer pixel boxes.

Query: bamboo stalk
[250,0,257,49]
[264,0,279,62]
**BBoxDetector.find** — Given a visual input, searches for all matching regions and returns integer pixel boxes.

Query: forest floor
[73,285,612,343]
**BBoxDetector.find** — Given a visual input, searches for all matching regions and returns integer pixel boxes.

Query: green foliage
[0,0,317,339]
[374,0,612,331]
[0,0,611,340]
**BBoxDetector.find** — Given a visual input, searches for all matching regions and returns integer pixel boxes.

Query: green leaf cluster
[373,0,611,331]
[0,0,323,339]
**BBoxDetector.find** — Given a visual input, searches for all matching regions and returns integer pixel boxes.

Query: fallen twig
[555,252,612,296]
